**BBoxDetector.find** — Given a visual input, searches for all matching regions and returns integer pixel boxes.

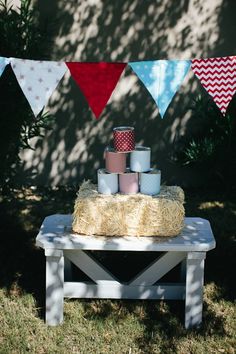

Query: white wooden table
[36,214,215,328]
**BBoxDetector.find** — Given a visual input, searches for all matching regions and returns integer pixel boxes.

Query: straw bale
[72,180,185,237]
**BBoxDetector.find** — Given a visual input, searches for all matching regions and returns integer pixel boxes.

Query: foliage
[0,0,54,189]
[173,95,236,185]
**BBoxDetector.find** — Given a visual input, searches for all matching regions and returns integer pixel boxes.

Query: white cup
[97,169,118,194]
[140,169,161,195]
[130,146,151,172]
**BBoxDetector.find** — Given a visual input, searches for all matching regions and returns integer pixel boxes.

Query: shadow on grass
[80,297,228,353]
[0,186,235,345]
[0,187,76,320]
[184,189,236,300]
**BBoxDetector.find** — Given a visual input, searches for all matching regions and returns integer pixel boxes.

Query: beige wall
[10,0,21,10]
[19,0,236,187]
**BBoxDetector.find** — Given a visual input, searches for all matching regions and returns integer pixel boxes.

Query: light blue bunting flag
[0,57,9,77]
[129,60,191,118]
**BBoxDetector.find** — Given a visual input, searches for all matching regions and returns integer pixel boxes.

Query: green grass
[0,186,235,354]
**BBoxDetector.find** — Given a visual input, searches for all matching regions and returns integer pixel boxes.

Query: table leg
[45,249,64,326]
[185,252,206,329]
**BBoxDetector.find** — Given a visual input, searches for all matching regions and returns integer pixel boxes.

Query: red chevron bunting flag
[66,62,127,119]
[191,56,236,115]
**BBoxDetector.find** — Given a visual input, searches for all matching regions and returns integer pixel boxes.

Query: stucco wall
[18,0,236,187]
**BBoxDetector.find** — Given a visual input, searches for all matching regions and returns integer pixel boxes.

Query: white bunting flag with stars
[10,58,68,116]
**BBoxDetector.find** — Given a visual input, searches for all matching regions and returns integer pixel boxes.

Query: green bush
[0,0,54,190]
[173,95,236,186]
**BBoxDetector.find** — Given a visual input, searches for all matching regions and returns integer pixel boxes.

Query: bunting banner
[0,55,235,118]
[10,58,68,116]
[66,62,127,119]
[129,60,191,118]
[0,56,9,77]
[191,56,236,115]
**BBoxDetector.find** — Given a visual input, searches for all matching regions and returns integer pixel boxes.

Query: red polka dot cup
[113,126,135,153]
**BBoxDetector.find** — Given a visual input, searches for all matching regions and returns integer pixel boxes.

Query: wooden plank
[36,215,216,252]
[64,282,185,300]
[64,250,120,285]
[185,252,206,329]
[129,251,186,285]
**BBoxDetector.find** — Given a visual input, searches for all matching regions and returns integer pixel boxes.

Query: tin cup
[113,126,135,152]
[140,169,161,195]
[130,146,151,172]
[97,169,118,195]
[105,147,126,173]
[119,168,139,194]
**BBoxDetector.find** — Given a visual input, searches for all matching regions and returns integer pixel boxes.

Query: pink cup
[119,169,139,194]
[105,147,126,173]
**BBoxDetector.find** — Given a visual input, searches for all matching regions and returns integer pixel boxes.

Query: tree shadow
[15,0,236,187]
[80,297,228,353]
[0,205,44,317]
[0,186,76,319]
[0,184,235,349]
[185,190,236,300]
[0,0,235,349]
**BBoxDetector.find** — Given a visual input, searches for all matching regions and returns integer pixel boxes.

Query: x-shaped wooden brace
[63,250,187,300]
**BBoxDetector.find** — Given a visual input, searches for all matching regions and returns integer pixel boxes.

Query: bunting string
[0,55,235,118]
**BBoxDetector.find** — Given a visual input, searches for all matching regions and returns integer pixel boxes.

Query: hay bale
[72,180,185,237]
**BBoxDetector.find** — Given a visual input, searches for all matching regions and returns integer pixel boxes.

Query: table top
[36,214,216,252]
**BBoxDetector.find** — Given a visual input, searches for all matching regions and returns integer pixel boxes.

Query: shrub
[0,0,54,190]
[173,95,236,186]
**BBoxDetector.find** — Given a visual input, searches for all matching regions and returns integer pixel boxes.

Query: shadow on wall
[18,0,236,187]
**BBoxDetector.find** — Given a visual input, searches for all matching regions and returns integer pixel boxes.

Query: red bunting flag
[66,62,127,119]
[191,56,236,115]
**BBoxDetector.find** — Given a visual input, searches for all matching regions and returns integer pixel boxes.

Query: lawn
[0,186,235,354]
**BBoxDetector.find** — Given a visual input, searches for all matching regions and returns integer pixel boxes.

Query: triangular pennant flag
[129,60,191,118]
[66,62,127,119]
[0,57,9,77]
[10,58,67,116]
[191,56,236,115]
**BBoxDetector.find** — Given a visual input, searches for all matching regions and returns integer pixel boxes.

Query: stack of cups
[97,126,161,195]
